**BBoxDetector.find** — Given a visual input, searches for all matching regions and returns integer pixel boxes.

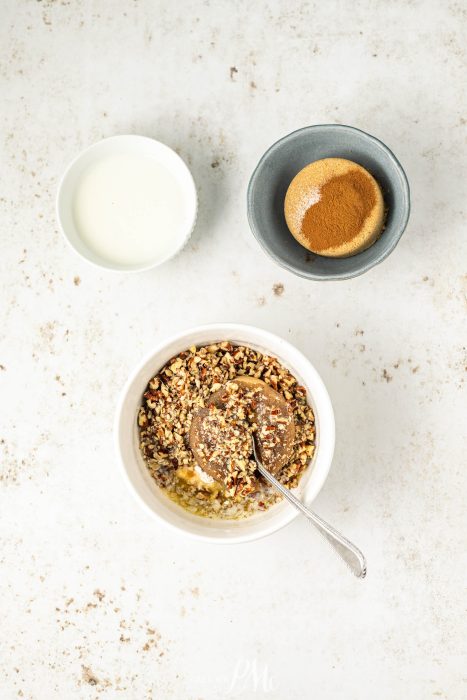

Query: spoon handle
[255,459,367,579]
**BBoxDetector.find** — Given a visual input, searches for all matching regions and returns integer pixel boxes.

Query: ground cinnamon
[300,169,376,251]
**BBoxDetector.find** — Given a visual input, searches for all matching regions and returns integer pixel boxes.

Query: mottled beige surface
[0,1,466,699]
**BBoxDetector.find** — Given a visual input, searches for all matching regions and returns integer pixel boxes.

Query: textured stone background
[0,1,466,698]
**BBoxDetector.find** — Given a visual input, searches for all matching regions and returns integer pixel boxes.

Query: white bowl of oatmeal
[115,324,335,544]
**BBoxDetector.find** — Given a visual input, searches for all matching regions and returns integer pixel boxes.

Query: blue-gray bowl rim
[247,123,411,281]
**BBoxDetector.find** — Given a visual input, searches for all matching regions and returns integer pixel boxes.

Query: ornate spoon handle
[253,442,367,579]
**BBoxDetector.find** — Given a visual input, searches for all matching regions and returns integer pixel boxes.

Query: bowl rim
[114,323,335,544]
[56,134,198,273]
[247,123,411,281]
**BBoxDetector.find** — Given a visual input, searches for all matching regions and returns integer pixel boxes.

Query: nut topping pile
[138,342,315,519]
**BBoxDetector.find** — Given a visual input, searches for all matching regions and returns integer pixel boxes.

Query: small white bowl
[115,324,335,544]
[56,135,197,272]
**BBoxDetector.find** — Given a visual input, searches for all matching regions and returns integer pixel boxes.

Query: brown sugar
[284,158,385,258]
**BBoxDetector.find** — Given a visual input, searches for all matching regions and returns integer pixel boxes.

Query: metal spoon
[252,439,367,579]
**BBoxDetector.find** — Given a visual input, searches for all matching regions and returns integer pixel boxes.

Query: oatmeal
[138,342,315,519]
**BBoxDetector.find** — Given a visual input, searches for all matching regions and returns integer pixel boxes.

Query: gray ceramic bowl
[247,124,410,281]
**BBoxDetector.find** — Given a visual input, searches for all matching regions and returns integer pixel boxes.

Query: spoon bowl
[189,375,295,477]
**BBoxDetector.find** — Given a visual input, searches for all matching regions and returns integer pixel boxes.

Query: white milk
[73,153,187,266]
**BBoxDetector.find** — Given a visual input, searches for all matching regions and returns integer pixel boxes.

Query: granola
[138,342,316,519]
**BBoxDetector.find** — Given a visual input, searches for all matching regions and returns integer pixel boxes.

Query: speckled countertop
[0,2,466,698]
